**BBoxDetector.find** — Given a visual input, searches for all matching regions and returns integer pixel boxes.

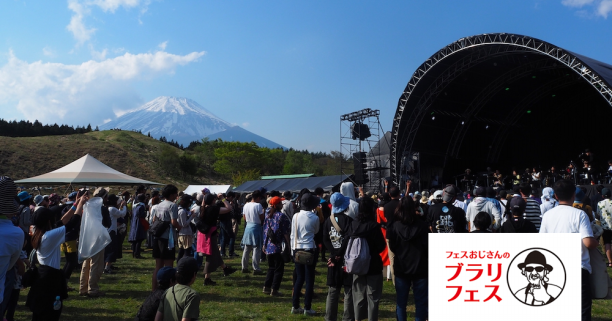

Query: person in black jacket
[387,196,429,321]
[323,193,354,321]
[350,196,386,321]
[501,197,538,233]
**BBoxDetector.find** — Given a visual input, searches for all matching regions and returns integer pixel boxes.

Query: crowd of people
[0,174,610,321]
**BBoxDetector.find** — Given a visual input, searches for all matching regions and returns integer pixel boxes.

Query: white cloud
[599,0,612,17]
[89,45,108,60]
[103,118,112,124]
[66,0,151,44]
[561,0,595,7]
[158,41,168,50]
[90,0,144,13]
[242,122,250,128]
[0,49,206,126]
[67,0,96,45]
[42,47,55,57]
[562,0,612,17]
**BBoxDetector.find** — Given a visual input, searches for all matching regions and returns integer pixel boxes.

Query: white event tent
[15,154,161,185]
[183,185,231,195]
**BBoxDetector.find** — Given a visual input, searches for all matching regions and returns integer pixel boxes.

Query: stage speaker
[353,152,369,185]
[351,122,371,140]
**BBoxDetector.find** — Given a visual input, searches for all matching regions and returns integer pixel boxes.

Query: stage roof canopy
[15,154,161,185]
[390,33,612,184]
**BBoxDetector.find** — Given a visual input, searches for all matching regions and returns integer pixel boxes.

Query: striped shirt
[523,198,542,230]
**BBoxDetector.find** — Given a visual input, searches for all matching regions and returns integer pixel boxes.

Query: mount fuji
[99,96,285,149]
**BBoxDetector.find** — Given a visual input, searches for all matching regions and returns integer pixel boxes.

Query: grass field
[11,239,612,321]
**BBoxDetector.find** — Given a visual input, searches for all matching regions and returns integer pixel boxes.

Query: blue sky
[0,0,611,152]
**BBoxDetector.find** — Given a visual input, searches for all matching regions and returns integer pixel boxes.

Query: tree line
[157,139,352,186]
[0,119,97,137]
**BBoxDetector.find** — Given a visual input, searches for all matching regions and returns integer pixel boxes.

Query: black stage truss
[390,33,612,188]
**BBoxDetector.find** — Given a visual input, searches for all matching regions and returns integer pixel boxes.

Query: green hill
[0,130,213,190]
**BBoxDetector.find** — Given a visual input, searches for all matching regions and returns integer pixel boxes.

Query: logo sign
[429,234,581,320]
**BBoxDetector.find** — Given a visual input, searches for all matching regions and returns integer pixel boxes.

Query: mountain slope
[206,126,286,149]
[0,131,201,189]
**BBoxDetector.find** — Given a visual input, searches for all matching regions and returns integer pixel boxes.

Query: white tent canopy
[183,185,231,195]
[15,154,161,185]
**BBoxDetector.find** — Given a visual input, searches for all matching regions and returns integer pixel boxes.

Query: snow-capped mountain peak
[99,96,285,149]
[134,96,230,124]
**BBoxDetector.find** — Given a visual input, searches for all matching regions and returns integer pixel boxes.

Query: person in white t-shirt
[539,179,598,321]
[27,191,87,320]
[241,190,265,274]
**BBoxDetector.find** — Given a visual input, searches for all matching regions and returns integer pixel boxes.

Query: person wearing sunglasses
[514,250,562,306]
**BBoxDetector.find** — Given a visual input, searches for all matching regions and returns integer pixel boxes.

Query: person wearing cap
[573,187,594,222]
[79,187,111,298]
[388,195,429,321]
[241,190,265,275]
[540,187,558,216]
[104,194,127,274]
[26,190,87,319]
[340,182,359,220]
[540,179,598,320]
[32,194,49,225]
[155,257,200,321]
[60,191,80,287]
[518,182,543,231]
[501,197,538,233]
[466,186,501,232]
[135,266,176,321]
[596,188,612,267]
[0,177,25,315]
[323,192,355,321]
[291,193,321,316]
[16,191,33,254]
[426,185,467,234]
[262,196,290,296]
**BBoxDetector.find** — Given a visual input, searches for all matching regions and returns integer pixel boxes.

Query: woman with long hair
[387,196,429,321]
[350,196,386,321]
[196,194,236,285]
[26,192,88,321]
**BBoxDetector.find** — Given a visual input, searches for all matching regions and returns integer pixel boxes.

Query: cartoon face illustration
[522,263,549,288]
[510,250,564,306]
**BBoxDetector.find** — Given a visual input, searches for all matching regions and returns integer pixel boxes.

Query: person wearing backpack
[349,196,386,321]
[323,193,354,321]
[290,193,320,316]
[387,196,429,321]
